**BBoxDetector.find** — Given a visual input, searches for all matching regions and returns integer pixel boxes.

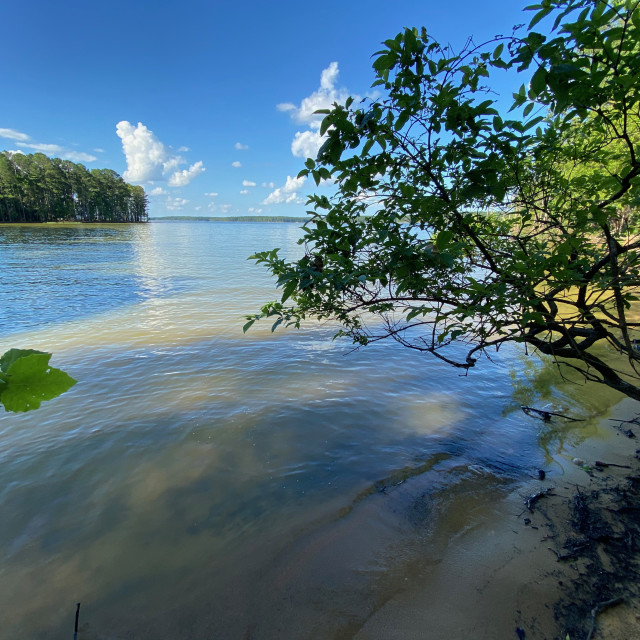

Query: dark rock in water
[538,469,546,480]
[516,627,526,639]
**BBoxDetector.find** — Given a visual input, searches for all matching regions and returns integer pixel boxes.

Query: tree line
[0,152,148,223]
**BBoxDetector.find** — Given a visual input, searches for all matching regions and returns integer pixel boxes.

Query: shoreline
[352,398,640,640]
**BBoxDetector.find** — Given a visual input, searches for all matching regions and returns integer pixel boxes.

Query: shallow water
[0,222,620,638]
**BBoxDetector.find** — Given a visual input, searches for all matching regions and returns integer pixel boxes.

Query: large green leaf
[0,353,77,412]
[530,65,547,97]
[0,348,45,373]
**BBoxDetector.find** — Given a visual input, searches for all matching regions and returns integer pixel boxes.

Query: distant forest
[153,216,309,222]
[0,152,148,223]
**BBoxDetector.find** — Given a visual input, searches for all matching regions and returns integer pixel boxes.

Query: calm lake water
[0,222,620,639]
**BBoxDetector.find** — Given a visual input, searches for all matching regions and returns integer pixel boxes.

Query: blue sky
[1,0,533,217]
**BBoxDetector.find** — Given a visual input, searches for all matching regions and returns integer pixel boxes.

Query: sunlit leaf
[0,353,76,413]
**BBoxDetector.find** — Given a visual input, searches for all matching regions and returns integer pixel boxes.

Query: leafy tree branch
[247,0,640,400]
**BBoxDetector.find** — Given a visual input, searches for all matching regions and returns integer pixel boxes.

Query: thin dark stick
[521,406,583,422]
[585,597,623,640]
[608,416,640,425]
[74,602,80,639]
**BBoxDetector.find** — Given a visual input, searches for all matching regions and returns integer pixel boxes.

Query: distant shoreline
[151,215,309,223]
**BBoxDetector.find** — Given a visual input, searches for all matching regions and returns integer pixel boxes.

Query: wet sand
[353,398,640,640]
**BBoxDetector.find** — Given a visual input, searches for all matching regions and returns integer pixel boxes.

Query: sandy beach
[349,398,640,640]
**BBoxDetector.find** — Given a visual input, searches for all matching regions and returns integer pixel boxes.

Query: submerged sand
[72,399,640,640]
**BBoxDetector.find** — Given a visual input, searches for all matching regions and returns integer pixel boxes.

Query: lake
[0,221,620,639]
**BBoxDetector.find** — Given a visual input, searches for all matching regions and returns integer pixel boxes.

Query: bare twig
[521,406,583,422]
[585,596,624,640]
[608,416,640,426]
[594,460,632,469]
[525,487,555,512]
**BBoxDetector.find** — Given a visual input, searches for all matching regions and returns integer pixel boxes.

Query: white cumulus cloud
[277,62,355,160]
[242,180,256,187]
[277,62,346,128]
[149,187,168,196]
[231,161,242,168]
[116,122,166,182]
[263,175,307,205]
[168,161,205,187]
[240,189,249,194]
[234,142,249,150]
[291,130,324,159]
[116,121,205,187]
[204,192,219,197]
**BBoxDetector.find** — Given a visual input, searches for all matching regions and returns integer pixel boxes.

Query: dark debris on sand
[538,462,640,639]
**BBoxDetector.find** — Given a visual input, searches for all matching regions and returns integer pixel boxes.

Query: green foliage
[249,0,640,400]
[0,153,148,223]
[0,349,76,412]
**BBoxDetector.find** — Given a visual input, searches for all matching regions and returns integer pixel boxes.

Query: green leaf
[528,6,552,29]
[319,116,332,137]
[243,319,255,333]
[361,139,375,156]
[435,230,453,250]
[0,353,76,412]
[373,53,396,73]
[395,110,411,131]
[591,1,606,22]
[0,348,45,373]
[522,115,544,131]
[281,278,298,303]
[530,65,547,96]
[404,308,419,321]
